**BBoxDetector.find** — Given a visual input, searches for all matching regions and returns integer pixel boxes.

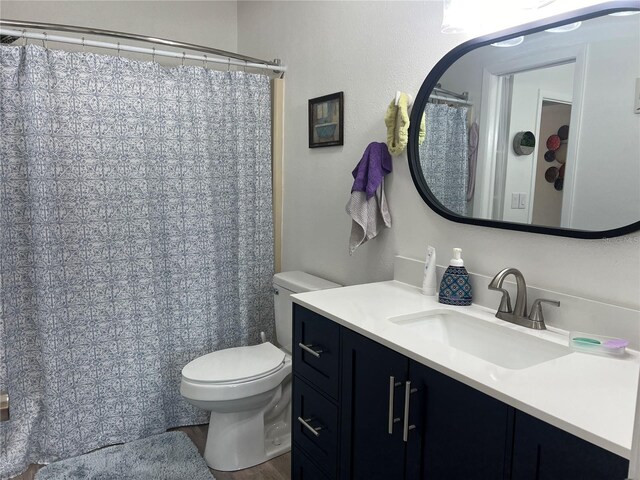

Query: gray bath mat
[35,431,215,480]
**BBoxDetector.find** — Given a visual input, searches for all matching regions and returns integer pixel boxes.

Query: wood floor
[10,424,291,480]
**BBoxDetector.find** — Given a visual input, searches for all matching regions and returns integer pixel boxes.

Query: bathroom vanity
[290,280,638,480]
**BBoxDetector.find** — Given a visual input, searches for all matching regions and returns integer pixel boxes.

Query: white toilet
[180,271,340,471]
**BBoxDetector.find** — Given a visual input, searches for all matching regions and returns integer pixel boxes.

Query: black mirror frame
[408,1,640,240]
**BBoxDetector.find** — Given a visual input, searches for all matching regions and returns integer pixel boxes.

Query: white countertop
[292,280,640,459]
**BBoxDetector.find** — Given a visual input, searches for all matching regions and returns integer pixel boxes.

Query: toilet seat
[182,342,285,385]
[180,343,292,403]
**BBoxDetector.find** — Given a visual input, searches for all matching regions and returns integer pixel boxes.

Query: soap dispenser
[438,248,472,306]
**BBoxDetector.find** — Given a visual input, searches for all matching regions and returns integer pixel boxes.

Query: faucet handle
[488,286,513,313]
[529,298,560,323]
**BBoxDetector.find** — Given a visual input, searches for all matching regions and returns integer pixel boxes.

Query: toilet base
[203,385,291,471]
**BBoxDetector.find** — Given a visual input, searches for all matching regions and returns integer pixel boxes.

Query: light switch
[511,193,519,209]
[518,193,528,209]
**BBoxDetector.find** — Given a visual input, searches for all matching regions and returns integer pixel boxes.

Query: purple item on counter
[604,339,629,348]
[351,142,393,199]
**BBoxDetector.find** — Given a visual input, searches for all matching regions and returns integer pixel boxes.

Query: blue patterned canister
[438,266,473,306]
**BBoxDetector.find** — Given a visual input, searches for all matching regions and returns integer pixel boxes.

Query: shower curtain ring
[21,29,27,46]
[152,47,156,63]
[81,37,86,52]
[182,52,186,66]
[117,42,121,57]
[243,60,247,72]
[227,58,231,72]
[203,54,208,68]
[42,32,48,49]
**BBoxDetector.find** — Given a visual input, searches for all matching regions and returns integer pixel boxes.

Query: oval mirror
[408,1,640,239]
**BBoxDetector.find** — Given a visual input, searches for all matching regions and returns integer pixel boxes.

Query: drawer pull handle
[388,376,401,434]
[298,343,323,358]
[297,416,322,437]
[403,381,417,442]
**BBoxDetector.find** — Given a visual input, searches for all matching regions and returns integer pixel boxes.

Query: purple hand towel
[351,142,392,199]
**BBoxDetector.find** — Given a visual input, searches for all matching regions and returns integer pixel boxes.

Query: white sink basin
[388,309,570,370]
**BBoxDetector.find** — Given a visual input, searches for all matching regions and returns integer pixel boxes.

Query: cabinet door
[511,410,629,480]
[406,362,512,480]
[341,328,409,479]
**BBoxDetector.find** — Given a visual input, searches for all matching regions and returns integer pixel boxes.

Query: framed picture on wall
[308,92,344,148]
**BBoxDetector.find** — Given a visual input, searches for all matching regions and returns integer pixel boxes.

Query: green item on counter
[572,337,601,345]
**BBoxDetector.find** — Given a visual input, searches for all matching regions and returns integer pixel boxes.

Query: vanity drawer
[292,445,331,480]
[293,375,339,478]
[293,304,340,399]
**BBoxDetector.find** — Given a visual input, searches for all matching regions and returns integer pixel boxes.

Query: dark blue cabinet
[291,305,630,480]
[293,376,339,477]
[292,305,341,479]
[341,327,512,480]
[341,328,409,479]
[292,445,331,480]
[511,411,629,480]
[293,304,341,400]
[406,362,513,480]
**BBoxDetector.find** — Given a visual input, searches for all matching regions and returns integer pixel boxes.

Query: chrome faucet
[488,268,559,330]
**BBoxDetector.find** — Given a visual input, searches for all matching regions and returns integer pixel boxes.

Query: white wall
[237,1,640,312]
[0,1,238,61]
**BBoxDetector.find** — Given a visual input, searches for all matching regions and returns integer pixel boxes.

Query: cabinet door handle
[297,416,322,437]
[388,376,395,434]
[298,343,323,358]
[403,381,417,442]
[388,376,401,434]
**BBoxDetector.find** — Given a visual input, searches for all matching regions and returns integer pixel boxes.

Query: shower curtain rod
[429,94,473,106]
[0,19,286,73]
[434,84,468,101]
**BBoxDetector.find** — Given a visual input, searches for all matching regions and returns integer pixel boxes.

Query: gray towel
[346,178,391,255]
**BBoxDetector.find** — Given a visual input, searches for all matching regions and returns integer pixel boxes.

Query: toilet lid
[182,342,286,384]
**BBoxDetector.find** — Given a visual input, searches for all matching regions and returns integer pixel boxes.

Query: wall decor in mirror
[408,2,640,239]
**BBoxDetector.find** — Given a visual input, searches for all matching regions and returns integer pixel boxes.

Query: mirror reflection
[417,12,640,232]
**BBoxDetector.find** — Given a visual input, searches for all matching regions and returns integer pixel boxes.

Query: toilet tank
[273,271,340,353]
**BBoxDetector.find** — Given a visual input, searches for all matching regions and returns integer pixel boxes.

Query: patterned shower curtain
[0,44,274,478]
[419,103,469,216]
